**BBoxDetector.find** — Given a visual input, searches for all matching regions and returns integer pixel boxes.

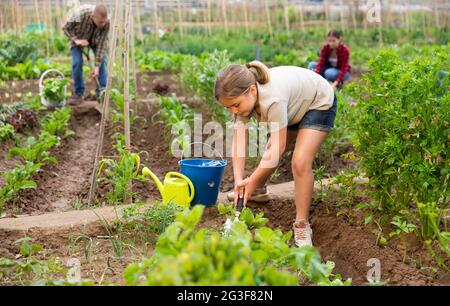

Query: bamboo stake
[378,4,383,47]
[434,0,440,29]
[0,4,4,33]
[264,0,273,40]
[423,1,430,36]
[124,3,131,151]
[404,0,410,32]
[124,0,133,204]
[339,0,346,31]
[386,0,392,27]
[283,0,290,35]
[207,0,212,35]
[243,0,249,37]
[47,0,55,53]
[135,0,143,42]
[177,0,184,37]
[131,7,138,98]
[11,0,17,35]
[349,0,357,29]
[88,0,122,206]
[221,0,228,35]
[17,3,22,32]
[42,0,50,57]
[324,0,330,31]
[117,5,124,92]
[299,0,305,32]
[153,0,159,40]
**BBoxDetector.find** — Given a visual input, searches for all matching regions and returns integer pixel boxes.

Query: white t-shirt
[235,66,334,133]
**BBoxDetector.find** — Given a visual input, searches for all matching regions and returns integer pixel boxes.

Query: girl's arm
[239,128,287,205]
[315,44,329,74]
[336,45,350,83]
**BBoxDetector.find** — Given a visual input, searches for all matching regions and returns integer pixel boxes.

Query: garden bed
[1,194,448,285]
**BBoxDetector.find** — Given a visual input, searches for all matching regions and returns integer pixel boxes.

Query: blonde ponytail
[245,61,270,85]
[215,61,270,100]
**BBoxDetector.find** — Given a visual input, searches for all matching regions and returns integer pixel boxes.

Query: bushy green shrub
[349,46,450,247]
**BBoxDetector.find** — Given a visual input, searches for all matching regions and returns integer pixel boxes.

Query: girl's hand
[331,81,338,90]
[234,177,257,208]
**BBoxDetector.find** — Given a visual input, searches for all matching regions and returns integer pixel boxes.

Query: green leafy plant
[156,94,193,153]
[8,132,59,164]
[417,202,447,241]
[0,107,73,214]
[40,107,74,138]
[0,122,15,141]
[0,237,94,286]
[41,77,68,104]
[178,50,231,122]
[0,162,41,213]
[124,206,350,286]
[97,136,145,205]
[121,201,182,235]
[389,216,417,238]
[349,46,450,253]
[136,49,185,72]
[218,203,268,229]
[109,88,141,125]
[0,237,66,285]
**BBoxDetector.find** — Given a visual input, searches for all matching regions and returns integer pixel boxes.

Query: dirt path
[8,107,101,216]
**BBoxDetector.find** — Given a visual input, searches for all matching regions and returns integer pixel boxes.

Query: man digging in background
[62,4,109,105]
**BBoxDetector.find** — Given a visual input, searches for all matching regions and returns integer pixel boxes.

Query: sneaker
[227,186,271,203]
[68,95,84,106]
[293,220,313,248]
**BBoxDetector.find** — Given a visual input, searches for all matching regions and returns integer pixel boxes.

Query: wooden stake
[243,0,249,37]
[0,4,4,33]
[177,0,184,37]
[349,0,357,29]
[124,0,133,204]
[131,7,138,97]
[299,0,305,32]
[405,0,410,32]
[339,0,346,31]
[324,0,330,31]
[221,0,228,35]
[207,0,212,35]
[264,0,273,40]
[378,4,383,47]
[124,1,131,151]
[11,0,17,35]
[135,0,143,42]
[434,0,440,29]
[153,0,159,40]
[117,6,124,92]
[88,0,122,206]
[283,0,290,35]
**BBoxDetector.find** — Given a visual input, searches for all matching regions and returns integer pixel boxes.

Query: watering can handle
[180,142,224,161]
[167,172,195,203]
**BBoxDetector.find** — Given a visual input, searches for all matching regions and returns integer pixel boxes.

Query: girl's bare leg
[291,129,328,222]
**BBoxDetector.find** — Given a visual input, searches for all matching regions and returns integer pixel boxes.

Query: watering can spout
[142,167,164,196]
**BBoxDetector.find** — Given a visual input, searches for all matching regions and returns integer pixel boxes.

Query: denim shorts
[288,95,338,133]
